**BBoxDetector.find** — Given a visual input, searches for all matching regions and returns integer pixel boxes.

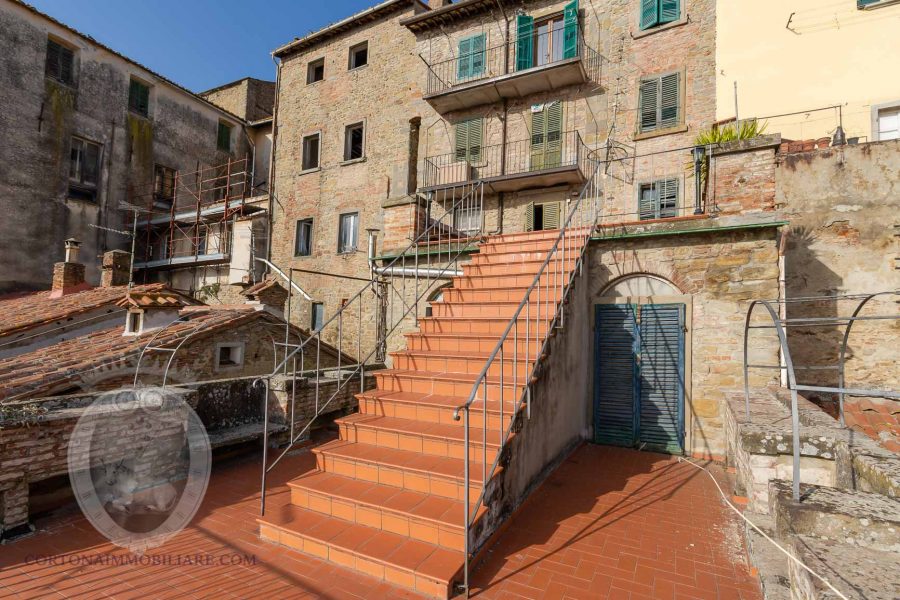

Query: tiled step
[467,248,574,265]
[442,285,564,303]
[430,300,560,319]
[461,258,577,277]
[390,350,534,379]
[451,270,572,289]
[417,316,554,336]
[312,439,489,502]
[356,390,517,431]
[336,413,504,464]
[373,368,524,397]
[486,226,593,243]
[404,332,545,356]
[287,470,484,551]
[258,506,462,598]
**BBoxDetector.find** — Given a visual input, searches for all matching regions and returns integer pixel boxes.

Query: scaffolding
[127,157,266,275]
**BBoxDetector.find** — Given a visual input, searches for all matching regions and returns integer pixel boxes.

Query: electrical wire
[676,457,851,600]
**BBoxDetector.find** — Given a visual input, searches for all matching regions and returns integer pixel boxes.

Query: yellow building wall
[716,0,900,141]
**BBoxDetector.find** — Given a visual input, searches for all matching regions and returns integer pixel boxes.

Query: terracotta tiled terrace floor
[0,442,761,600]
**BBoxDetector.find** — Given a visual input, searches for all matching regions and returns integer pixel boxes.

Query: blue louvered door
[594,303,685,453]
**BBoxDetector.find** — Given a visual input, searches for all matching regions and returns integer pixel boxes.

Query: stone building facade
[0,0,266,296]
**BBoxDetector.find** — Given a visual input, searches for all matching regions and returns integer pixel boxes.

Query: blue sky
[29,0,376,92]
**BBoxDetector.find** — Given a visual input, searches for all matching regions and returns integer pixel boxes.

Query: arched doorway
[594,274,691,454]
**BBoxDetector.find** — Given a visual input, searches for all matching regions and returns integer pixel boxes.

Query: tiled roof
[0,308,264,402]
[0,284,172,338]
[241,277,281,297]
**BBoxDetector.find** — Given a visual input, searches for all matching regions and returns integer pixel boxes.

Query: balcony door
[535,16,566,67]
[531,101,562,171]
[515,0,579,71]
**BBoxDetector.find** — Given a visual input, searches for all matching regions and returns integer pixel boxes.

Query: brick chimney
[101,249,131,287]
[50,238,90,298]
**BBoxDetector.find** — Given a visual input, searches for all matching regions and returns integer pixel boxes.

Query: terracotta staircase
[258,229,579,598]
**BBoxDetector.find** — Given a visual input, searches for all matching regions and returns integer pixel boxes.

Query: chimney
[101,249,132,287]
[241,278,289,315]
[50,238,90,298]
[428,0,452,8]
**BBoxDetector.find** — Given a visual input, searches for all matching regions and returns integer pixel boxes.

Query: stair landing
[258,230,580,598]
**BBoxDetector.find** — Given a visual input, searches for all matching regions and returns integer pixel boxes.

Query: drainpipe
[367,229,460,278]
[264,54,283,272]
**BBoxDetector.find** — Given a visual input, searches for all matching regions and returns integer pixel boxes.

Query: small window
[307,58,325,84]
[338,212,359,254]
[69,137,101,201]
[348,42,368,70]
[125,311,142,334]
[639,0,681,31]
[638,179,679,220]
[217,121,233,152]
[216,342,244,369]
[45,38,75,86]
[154,164,175,201]
[454,205,481,235]
[876,106,899,141]
[311,302,325,331]
[639,72,681,133]
[295,218,313,256]
[302,133,321,170]
[344,122,365,161]
[128,77,150,117]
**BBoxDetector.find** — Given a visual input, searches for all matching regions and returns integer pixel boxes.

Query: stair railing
[257,181,485,515]
[452,160,602,595]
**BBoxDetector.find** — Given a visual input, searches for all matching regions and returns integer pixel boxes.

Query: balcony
[424,26,604,113]
[422,130,591,193]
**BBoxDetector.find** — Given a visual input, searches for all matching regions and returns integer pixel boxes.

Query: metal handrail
[451,158,602,594]
[257,182,486,515]
[742,291,899,501]
[425,23,604,96]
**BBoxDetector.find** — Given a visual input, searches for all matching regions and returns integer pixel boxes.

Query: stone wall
[586,226,783,458]
[776,140,899,416]
[0,2,251,294]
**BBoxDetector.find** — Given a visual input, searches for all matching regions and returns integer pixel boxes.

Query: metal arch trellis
[132,313,221,388]
[742,290,900,502]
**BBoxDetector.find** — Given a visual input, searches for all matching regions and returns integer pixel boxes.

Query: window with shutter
[128,78,150,117]
[639,0,680,30]
[542,202,561,230]
[68,137,102,201]
[638,178,678,220]
[217,121,232,152]
[45,39,75,86]
[531,101,563,169]
[525,201,535,232]
[562,0,579,59]
[638,72,680,133]
[457,34,485,81]
[454,118,482,163]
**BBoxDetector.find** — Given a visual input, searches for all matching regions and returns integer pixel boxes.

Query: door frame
[593,294,693,454]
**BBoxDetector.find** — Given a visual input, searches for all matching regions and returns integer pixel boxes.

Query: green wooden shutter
[546,101,563,167]
[563,0,579,59]
[516,15,534,71]
[640,0,659,30]
[659,72,680,128]
[639,78,659,132]
[468,118,482,162]
[637,304,685,453]
[455,120,469,161]
[525,201,534,232]
[594,304,639,447]
[531,106,546,170]
[457,36,473,80]
[471,33,485,77]
[660,0,680,23]
[542,202,561,230]
[455,119,482,163]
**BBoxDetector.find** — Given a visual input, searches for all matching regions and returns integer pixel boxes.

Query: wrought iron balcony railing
[422,130,591,190]
[425,26,603,98]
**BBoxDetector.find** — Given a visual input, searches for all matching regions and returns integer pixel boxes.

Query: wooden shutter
[468,118,482,162]
[455,119,482,163]
[130,79,149,116]
[531,106,546,169]
[46,40,74,84]
[637,304,685,453]
[659,72,680,128]
[563,0,579,59]
[639,0,659,30]
[471,34,485,77]
[516,15,534,71]
[638,184,657,220]
[546,101,563,167]
[525,201,534,232]
[454,121,469,161]
[639,78,659,132]
[660,0,680,23]
[542,202,561,230]
[594,304,639,447]
[659,178,678,218]
[457,36,472,80]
